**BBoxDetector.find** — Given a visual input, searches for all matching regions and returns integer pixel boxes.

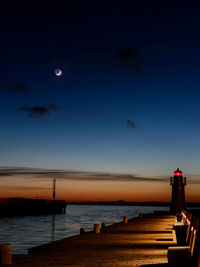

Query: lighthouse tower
[170,168,186,213]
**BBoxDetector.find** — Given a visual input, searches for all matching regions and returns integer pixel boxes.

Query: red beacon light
[174,168,182,177]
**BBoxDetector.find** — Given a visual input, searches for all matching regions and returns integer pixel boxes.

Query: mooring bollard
[0,244,12,264]
[94,224,100,234]
[80,227,85,234]
[123,216,128,224]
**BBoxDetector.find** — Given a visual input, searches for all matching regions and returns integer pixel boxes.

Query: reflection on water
[51,214,55,242]
[0,205,169,254]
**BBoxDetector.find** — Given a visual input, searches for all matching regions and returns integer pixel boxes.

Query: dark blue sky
[1,1,200,176]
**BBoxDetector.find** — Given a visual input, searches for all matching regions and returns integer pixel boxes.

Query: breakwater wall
[0,198,66,216]
[181,209,200,267]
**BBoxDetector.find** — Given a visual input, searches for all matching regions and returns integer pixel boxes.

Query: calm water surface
[0,205,169,254]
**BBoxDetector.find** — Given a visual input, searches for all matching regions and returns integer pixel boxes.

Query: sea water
[0,204,169,254]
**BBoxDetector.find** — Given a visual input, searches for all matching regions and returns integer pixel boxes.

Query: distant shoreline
[68,201,200,207]
[1,198,200,208]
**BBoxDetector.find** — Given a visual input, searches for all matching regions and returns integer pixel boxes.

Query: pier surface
[12,213,176,267]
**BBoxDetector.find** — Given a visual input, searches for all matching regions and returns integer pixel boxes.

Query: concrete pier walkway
[12,213,176,267]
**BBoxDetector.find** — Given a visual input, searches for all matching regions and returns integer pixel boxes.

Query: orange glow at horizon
[0,173,200,203]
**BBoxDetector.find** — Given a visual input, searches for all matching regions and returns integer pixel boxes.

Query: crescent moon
[55,69,62,76]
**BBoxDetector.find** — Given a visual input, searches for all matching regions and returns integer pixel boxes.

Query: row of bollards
[80,224,101,234]
[0,244,12,264]
[80,216,129,234]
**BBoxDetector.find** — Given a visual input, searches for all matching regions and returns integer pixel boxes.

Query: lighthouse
[170,168,186,213]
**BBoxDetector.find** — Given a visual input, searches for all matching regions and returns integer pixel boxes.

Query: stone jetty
[11,212,176,267]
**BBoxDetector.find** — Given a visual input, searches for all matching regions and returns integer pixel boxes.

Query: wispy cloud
[1,167,199,184]
[4,186,52,191]
[114,48,148,74]
[85,47,148,74]
[185,174,200,184]
[2,82,29,92]
[0,167,168,183]
[19,105,59,117]
[183,82,196,88]
[117,49,137,60]
[127,120,136,128]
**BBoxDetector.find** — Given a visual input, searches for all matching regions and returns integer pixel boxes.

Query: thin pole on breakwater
[53,179,56,201]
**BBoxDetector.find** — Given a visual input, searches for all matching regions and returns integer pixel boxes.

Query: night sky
[1,1,200,202]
